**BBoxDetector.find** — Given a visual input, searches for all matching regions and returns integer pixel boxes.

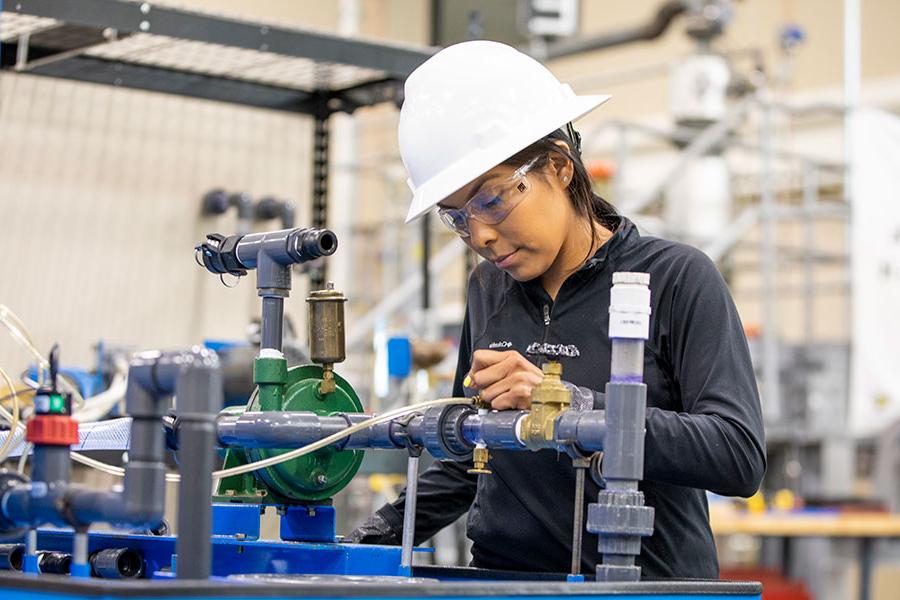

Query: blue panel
[279,505,336,543]
[386,337,412,378]
[212,503,262,540]
[25,529,406,579]
[203,339,249,352]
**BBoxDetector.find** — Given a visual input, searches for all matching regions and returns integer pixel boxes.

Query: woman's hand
[464,349,543,410]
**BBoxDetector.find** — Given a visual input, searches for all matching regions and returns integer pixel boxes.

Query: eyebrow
[438,174,497,209]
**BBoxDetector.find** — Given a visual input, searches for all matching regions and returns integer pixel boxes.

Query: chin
[502,264,541,282]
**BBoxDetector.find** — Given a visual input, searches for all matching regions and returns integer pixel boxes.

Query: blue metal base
[27,528,410,579]
[280,505,336,542]
[0,528,762,600]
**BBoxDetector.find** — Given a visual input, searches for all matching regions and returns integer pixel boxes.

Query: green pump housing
[214,357,364,504]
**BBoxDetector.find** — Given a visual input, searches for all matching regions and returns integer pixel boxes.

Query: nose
[468,219,497,251]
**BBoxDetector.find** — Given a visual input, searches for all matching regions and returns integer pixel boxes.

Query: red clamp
[26,416,79,446]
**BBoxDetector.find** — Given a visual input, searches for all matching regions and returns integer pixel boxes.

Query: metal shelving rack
[0,0,434,287]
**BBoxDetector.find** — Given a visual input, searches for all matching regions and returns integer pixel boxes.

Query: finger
[470,354,518,389]
[470,349,511,373]
[480,370,542,403]
[478,378,511,403]
[491,388,533,410]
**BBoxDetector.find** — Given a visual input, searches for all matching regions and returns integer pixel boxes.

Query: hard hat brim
[404,93,611,223]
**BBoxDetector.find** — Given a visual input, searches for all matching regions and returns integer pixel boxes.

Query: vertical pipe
[802,163,818,351]
[260,296,284,351]
[759,93,781,423]
[792,162,819,495]
[329,0,361,299]
[175,360,223,580]
[400,455,419,570]
[591,272,653,582]
[31,445,69,485]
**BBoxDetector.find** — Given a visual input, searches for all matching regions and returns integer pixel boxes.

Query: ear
[548,140,575,188]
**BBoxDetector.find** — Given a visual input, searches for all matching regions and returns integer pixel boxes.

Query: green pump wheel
[245,365,365,503]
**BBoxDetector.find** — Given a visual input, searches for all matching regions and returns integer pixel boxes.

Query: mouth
[493,250,519,269]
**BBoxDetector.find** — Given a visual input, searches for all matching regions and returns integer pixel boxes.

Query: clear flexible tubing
[0,309,469,484]
[0,305,85,410]
[11,397,469,484]
[208,396,469,480]
[0,367,20,462]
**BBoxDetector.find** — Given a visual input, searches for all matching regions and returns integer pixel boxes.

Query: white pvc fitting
[608,272,652,341]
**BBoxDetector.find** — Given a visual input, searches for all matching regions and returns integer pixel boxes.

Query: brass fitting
[319,366,336,396]
[468,446,492,475]
[472,395,491,410]
[467,395,492,475]
[519,361,571,450]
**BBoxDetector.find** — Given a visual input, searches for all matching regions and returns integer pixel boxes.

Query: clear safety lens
[436,157,538,238]
[439,208,470,236]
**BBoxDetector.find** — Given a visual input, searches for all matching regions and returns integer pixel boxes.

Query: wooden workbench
[709,509,900,600]
[711,510,900,537]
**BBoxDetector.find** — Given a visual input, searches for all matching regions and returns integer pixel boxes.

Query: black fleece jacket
[374,216,766,579]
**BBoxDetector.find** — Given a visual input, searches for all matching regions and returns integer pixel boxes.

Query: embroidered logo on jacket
[526,342,581,357]
[488,340,513,349]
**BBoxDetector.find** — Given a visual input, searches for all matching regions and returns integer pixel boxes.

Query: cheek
[502,198,567,272]
[515,197,567,250]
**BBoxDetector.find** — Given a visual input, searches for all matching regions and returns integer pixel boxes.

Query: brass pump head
[306,282,347,395]
[520,361,571,450]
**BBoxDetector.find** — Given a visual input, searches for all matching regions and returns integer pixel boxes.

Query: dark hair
[499,126,619,260]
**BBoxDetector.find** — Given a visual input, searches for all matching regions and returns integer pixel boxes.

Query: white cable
[68,453,181,483]
[210,396,468,480]
[73,372,127,423]
[65,398,467,484]
[17,444,30,473]
[0,367,20,461]
[0,305,85,410]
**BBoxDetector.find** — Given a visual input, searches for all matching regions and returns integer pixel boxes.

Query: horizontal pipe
[90,548,144,579]
[0,544,24,571]
[217,408,607,453]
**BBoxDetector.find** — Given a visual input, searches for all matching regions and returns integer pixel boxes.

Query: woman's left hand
[465,349,544,410]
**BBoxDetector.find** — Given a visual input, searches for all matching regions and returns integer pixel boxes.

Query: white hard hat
[398,40,611,223]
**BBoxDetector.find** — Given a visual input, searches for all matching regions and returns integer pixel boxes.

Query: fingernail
[463,375,472,388]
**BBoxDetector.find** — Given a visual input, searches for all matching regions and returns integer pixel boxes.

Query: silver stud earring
[563,176,568,182]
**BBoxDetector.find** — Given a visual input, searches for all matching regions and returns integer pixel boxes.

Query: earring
[563,176,568,182]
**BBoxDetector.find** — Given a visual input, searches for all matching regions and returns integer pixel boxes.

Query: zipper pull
[543,304,551,326]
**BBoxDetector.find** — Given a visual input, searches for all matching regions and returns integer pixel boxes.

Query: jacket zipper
[541,304,552,344]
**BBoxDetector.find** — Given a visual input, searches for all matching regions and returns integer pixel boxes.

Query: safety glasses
[436,157,540,237]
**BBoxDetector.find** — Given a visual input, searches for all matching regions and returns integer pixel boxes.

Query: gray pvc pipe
[174,354,222,580]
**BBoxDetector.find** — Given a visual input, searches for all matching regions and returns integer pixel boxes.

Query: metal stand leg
[860,537,873,600]
[568,458,589,582]
[400,453,420,574]
[23,529,38,574]
[70,530,90,578]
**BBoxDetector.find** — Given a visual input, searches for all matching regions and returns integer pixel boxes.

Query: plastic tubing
[0,367,20,462]
[56,397,470,484]
[211,397,469,480]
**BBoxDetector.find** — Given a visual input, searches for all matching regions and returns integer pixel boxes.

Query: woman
[348,40,765,579]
